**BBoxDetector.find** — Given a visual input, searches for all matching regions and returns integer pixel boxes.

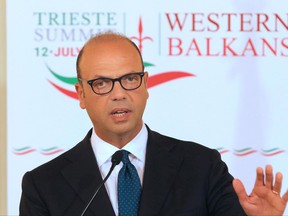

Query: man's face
[75,39,149,144]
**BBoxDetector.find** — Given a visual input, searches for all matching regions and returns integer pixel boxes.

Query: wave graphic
[13,147,63,156]
[261,148,285,156]
[233,148,257,156]
[13,147,36,155]
[40,147,63,155]
[216,147,230,154]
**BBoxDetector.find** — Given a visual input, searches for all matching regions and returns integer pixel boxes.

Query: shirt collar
[91,123,148,167]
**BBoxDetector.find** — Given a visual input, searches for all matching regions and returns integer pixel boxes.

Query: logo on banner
[130,17,153,53]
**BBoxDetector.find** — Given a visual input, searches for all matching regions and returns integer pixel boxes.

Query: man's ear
[75,83,86,109]
[143,72,149,99]
[143,71,149,88]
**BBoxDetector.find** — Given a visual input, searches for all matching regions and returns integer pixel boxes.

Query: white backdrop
[7,1,288,215]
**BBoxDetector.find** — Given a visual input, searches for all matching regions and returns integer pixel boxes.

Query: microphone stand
[80,151,123,216]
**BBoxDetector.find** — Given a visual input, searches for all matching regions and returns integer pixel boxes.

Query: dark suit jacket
[20,126,246,216]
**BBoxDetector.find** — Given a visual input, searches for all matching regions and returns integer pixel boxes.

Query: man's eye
[125,74,138,82]
[94,79,109,88]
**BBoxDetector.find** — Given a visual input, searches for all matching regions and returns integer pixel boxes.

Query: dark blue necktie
[118,150,141,216]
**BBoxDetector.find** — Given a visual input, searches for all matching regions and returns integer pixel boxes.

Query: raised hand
[233,165,288,216]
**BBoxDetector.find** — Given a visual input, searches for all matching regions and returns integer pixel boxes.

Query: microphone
[80,150,123,216]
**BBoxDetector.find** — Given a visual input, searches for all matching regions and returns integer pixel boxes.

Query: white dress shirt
[90,123,148,216]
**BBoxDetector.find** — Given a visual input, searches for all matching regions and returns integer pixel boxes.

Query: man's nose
[110,81,126,100]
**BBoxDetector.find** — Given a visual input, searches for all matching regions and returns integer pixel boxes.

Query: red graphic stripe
[48,80,78,100]
[219,150,229,154]
[148,71,195,88]
[41,149,63,156]
[234,150,257,156]
[261,150,285,156]
[13,149,36,155]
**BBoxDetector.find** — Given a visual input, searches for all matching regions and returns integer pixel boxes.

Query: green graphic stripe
[144,61,155,67]
[14,146,31,151]
[46,64,78,85]
[234,148,253,153]
[261,148,280,153]
[41,147,58,152]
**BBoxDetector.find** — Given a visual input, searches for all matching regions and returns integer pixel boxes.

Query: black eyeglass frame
[79,72,145,95]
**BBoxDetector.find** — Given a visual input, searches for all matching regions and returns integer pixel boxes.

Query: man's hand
[233,165,288,216]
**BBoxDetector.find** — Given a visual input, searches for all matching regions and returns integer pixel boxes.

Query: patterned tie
[118,150,142,216]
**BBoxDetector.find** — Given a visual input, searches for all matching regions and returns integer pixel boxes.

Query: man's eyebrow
[87,74,111,80]
[91,71,141,80]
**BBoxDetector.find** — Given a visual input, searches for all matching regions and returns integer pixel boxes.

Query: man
[20,32,288,215]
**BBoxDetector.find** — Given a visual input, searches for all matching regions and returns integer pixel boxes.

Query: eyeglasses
[79,72,145,95]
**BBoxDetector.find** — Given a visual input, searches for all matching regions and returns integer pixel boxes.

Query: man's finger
[265,165,274,190]
[273,172,283,195]
[233,179,248,201]
[282,190,288,203]
[254,167,264,187]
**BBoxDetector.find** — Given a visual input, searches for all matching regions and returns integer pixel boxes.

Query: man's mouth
[112,110,128,117]
[111,108,131,118]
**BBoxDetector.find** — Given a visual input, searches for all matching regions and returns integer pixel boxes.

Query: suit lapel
[61,130,115,216]
[139,128,184,216]
[59,128,182,215]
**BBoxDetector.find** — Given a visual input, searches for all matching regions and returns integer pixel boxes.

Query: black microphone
[80,150,123,216]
